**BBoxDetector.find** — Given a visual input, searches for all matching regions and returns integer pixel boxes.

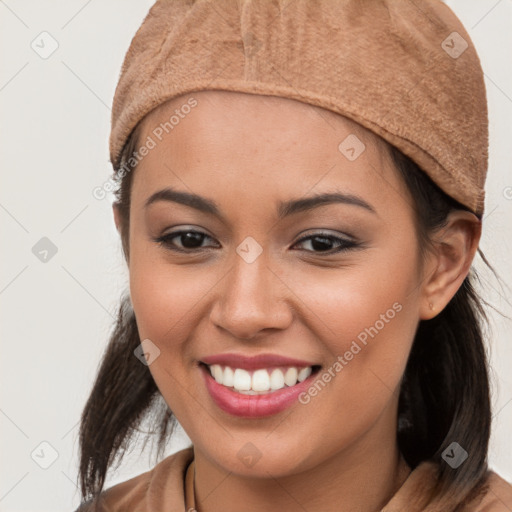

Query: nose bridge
[210,243,291,338]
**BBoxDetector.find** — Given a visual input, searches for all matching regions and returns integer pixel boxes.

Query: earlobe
[419,210,481,320]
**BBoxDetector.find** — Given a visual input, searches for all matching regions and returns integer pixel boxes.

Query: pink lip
[199,364,320,418]
[200,352,318,370]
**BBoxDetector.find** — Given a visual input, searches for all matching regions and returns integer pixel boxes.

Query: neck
[191,413,411,512]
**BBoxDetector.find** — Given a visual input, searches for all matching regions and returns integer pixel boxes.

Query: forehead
[138,90,390,158]
[132,90,405,212]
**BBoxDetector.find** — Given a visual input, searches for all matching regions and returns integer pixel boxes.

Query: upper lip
[200,353,320,370]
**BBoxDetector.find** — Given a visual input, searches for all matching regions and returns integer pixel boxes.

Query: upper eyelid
[160,228,355,247]
[162,227,353,238]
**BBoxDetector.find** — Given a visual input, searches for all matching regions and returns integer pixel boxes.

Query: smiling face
[118,90,428,478]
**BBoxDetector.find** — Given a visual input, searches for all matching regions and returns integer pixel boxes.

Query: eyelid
[292,231,360,253]
[154,227,361,255]
[294,228,356,243]
[153,228,218,252]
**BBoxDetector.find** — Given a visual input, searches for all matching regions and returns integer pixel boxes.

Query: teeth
[297,367,312,382]
[251,369,270,391]
[207,364,314,393]
[284,367,298,386]
[233,369,251,391]
[212,364,223,384]
[269,368,285,390]
[223,366,234,387]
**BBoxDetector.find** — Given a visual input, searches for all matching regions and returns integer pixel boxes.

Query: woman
[75,1,512,511]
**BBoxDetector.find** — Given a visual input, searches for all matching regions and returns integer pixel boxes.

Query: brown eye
[154,229,360,256]
[292,232,360,254]
[155,230,218,252]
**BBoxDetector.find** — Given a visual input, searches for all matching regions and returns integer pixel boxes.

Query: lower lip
[199,364,319,418]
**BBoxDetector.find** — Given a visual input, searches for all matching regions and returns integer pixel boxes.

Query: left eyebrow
[143,187,377,220]
[277,192,377,219]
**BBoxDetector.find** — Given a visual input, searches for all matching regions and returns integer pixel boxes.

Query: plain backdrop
[1,1,511,510]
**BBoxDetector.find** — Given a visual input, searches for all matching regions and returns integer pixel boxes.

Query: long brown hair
[76,120,495,511]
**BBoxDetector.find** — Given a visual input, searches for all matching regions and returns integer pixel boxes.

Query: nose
[209,250,293,340]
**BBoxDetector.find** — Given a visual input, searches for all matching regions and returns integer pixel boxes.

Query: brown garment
[76,446,512,511]
[110,0,488,216]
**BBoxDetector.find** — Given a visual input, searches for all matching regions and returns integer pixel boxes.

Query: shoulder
[468,469,512,511]
[73,446,194,512]
[383,461,512,512]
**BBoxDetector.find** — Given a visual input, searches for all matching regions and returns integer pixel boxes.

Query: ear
[112,202,122,234]
[419,210,481,320]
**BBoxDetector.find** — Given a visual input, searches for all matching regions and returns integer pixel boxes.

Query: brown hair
[77,121,495,511]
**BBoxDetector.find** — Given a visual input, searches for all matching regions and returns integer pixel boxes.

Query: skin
[113,90,481,512]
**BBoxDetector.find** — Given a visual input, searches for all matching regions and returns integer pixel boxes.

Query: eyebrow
[144,187,377,220]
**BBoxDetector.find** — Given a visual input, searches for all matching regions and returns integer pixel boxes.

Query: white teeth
[284,367,298,386]
[207,364,315,393]
[297,367,312,382]
[251,369,270,391]
[269,369,285,390]
[223,366,234,387]
[212,364,223,384]
[233,369,251,391]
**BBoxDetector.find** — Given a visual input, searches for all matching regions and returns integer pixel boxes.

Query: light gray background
[1,1,511,511]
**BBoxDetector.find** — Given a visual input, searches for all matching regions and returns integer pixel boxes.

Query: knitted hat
[109,0,488,216]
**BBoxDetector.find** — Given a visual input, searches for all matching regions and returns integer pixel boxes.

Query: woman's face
[123,90,427,477]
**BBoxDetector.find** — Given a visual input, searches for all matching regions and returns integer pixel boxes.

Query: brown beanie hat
[109,0,488,217]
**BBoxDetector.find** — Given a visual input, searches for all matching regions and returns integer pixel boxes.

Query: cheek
[287,248,417,340]
[128,215,217,343]
[127,247,217,417]
[129,254,214,349]
[285,248,419,409]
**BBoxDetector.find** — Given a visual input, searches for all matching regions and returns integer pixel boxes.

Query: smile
[199,360,322,418]
[206,364,314,394]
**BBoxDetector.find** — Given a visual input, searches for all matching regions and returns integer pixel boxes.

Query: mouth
[200,362,322,394]
[199,361,322,418]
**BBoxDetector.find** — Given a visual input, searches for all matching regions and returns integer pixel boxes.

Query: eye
[154,229,361,255]
[154,229,219,252]
[292,232,360,254]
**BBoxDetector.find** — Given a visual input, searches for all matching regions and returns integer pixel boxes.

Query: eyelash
[153,229,361,255]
